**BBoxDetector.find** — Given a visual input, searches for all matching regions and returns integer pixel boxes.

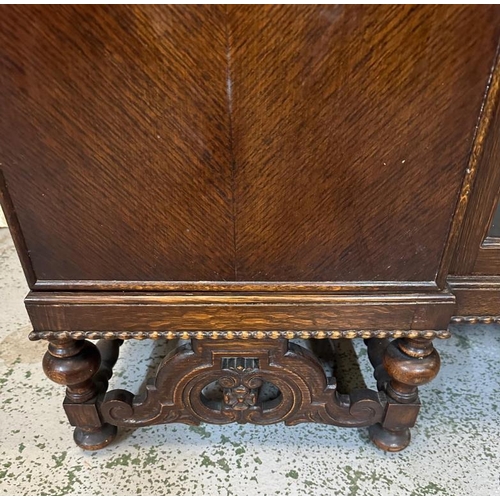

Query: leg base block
[73,423,117,451]
[368,423,411,452]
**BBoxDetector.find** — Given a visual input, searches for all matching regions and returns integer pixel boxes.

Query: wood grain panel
[2,6,499,290]
[229,5,500,282]
[0,5,234,281]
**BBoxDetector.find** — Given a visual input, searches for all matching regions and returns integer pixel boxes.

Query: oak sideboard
[1,5,500,452]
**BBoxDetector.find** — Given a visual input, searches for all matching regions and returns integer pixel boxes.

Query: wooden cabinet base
[39,332,445,452]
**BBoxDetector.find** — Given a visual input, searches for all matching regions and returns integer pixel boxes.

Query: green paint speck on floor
[52,451,67,468]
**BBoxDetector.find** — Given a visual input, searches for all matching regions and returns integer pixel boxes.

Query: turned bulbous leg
[43,340,100,402]
[43,339,117,450]
[369,337,440,452]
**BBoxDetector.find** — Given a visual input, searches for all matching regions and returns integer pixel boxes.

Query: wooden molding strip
[448,275,500,289]
[25,291,455,305]
[32,279,440,292]
[29,329,452,341]
[451,316,500,324]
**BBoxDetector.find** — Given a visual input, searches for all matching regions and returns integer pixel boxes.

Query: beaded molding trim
[29,330,451,341]
[450,316,500,324]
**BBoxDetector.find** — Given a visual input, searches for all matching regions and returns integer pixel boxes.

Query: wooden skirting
[448,276,500,316]
[25,291,455,332]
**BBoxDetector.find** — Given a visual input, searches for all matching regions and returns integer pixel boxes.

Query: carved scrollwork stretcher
[38,330,446,452]
[100,339,385,428]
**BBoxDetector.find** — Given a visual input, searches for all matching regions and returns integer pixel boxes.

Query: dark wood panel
[26,291,455,331]
[230,5,500,282]
[2,5,499,290]
[0,5,234,281]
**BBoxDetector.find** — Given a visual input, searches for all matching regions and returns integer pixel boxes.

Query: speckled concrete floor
[1,226,499,495]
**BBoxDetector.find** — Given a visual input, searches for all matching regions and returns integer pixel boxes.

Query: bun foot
[73,424,117,450]
[369,423,411,452]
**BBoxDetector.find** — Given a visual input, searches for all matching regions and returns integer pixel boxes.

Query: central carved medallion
[220,357,261,410]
